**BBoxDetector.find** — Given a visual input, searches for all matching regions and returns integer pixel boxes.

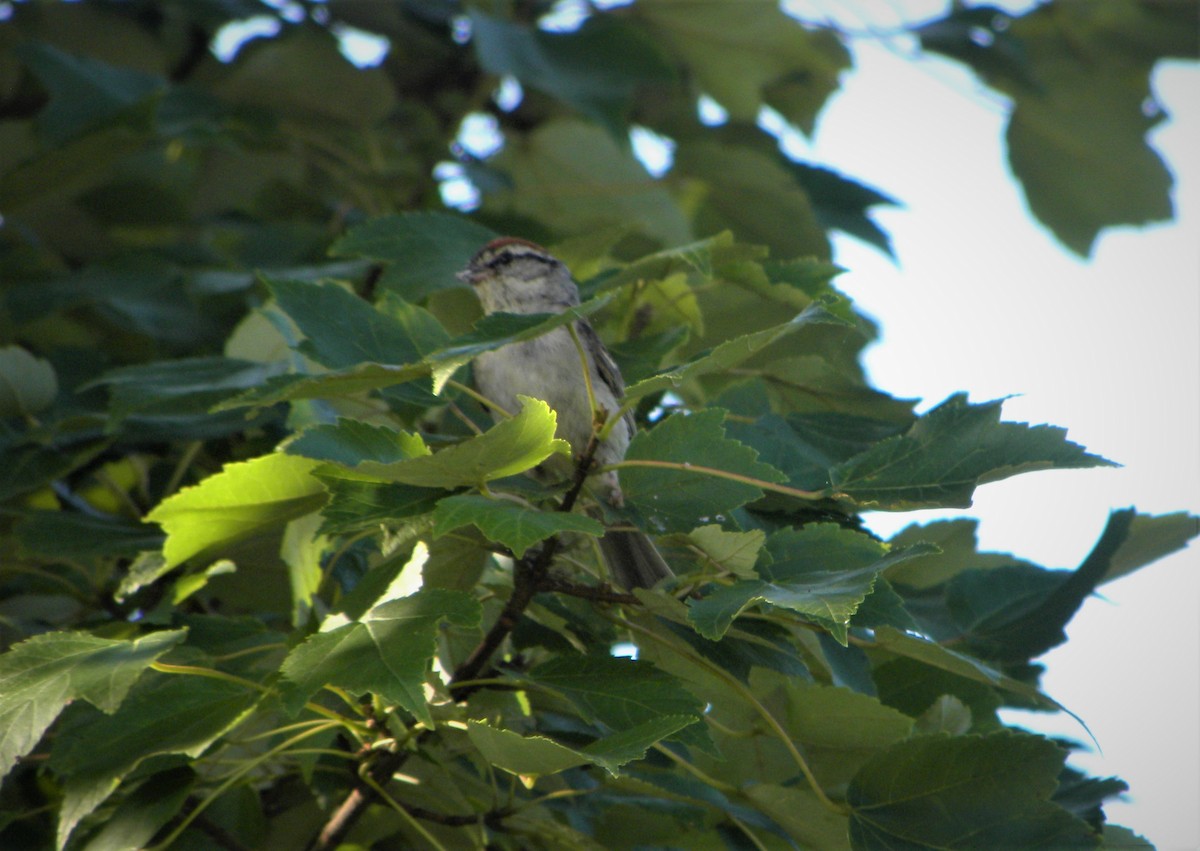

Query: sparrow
[457,237,674,590]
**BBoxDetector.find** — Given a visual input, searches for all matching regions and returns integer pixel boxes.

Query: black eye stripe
[482,249,557,271]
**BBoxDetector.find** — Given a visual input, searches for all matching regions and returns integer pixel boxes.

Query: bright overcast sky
[792,25,1199,850]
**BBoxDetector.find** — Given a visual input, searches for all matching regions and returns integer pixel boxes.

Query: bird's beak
[456,266,479,286]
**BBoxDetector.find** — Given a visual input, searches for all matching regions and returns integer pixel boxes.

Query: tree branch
[307,437,603,851]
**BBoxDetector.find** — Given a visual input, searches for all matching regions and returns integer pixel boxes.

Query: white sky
[802,37,1199,850]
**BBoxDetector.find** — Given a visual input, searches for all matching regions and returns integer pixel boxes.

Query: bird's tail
[599,529,674,590]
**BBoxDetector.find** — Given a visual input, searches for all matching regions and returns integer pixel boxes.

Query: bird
[458,237,674,590]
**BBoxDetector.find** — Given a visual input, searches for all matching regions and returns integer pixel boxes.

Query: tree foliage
[1,1,1196,849]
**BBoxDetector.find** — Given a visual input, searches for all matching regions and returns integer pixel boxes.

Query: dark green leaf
[868,627,1057,711]
[88,356,281,421]
[788,163,898,257]
[633,1,845,124]
[285,419,429,467]
[688,525,933,642]
[621,408,786,534]
[0,629,186,780]
[471,12,671,133]
[941,509,1182,662]
[525,655,705,744]
[1101,510,1200,584]
[485,119,691,247]
[1052,766,1128,832]
[329,212,496,300]
[313,467,442,535]
[830,395,1115,510]
[873,658,1003,733]
[15,512,164,562]
[267,277,423,371]
[624,296,852,404]
[16,42,164,142]
[74,767,194,851]
[847,732,1097,850]
[50,672,259,847]
[432,494,602,557]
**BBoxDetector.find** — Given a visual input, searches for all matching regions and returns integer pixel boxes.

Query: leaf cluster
[0,2,1195,850]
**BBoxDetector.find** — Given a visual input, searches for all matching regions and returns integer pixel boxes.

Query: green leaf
[525,655,704,735]
[884,518,1037,590]
[633,0,846,124]
[432,494,602,557]
[686,524,766,577]
[329,212,496,300]
[0,345,58,416]
[940,509,1194,662]
[913,694,973,737]
[216,294,614,408]
[1052,766,1128,832]
[466,721,588,777]
[868,627,1057,712]
[623,296,852,404]
[789,163,898,257]
[267,278,423,372]
[312,466,442,535]
[873,658,1003,733]
[1100,824,1153,848]
[743,784,850,850]
[830,395,1115,510]
[285,419,430,467]
[621,408,786,534]
[0,629,186,780]
[15,512,163,562]
[50,672,259,848]
[847,732,1096,850]
[466,714,697,777]
[777,677,914,787]
[145,453,327,569]
[577,715,699,774]
[675,140,829,259]
[213,27,396,126]
[355,396,570,489]
[278,589,481,723]
[486,119,691,247]
[89,356,282,422]
[470,12,671,133]
[1101,510,1200,584]
[688,526,934,642]
[16,42,164,142]
[73,767,193,851]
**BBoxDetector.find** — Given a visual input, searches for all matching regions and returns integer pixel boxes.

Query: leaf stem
[147,721,342,851]
[606,459,829,501]
[443,378,513,419]
[651,743,739,795]
[613,615,848,816]
[362,772,451,851]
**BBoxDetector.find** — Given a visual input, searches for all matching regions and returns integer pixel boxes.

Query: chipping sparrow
[458,237,674,590]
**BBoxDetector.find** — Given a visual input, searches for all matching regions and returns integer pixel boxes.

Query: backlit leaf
[279,589,481,723]
[355,396,570,489]
[145,453,327,569]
